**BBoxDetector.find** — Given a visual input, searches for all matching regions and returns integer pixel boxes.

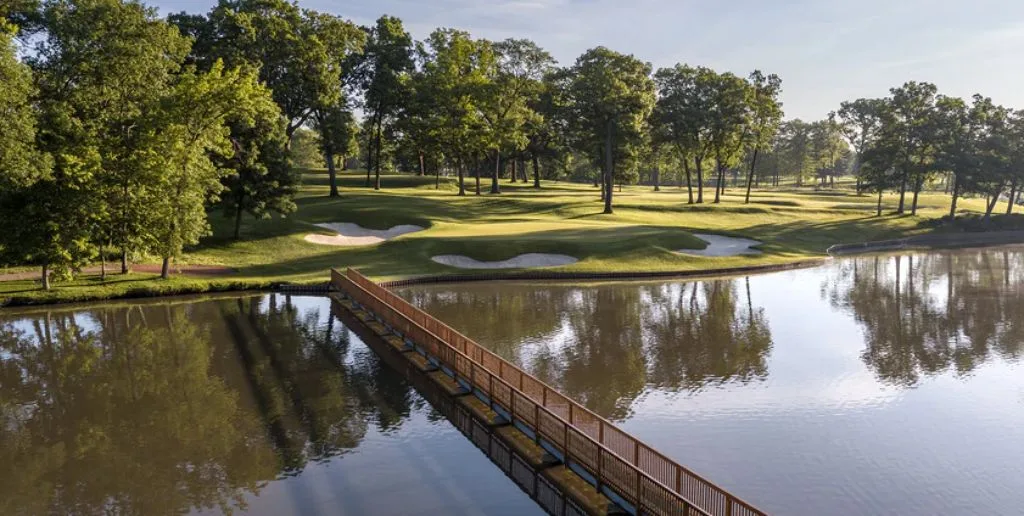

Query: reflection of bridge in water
[331,268,765,516]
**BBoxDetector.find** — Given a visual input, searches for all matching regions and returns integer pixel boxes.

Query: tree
[810,116,848,187]
[21,0,185,286]
[54,0,192,276]
[652,65,716,203]
[566,47,655,213]
[0,20,50,274]
[311,103,358,196]
[357,15,413,190]
[171,0,365,147]
[886,82,940,214]
[836,98,885,192]
[525,68,569,189]
[217,104,298,239]
[778,119,814,186]
[418,28,492,196]
[743,71,783,203]
[148,62,278,278]
[706,71,751,203]
[480,38,553,194]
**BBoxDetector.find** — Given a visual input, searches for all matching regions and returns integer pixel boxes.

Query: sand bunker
[431,253,578,269]
[677,233,763,257]
[304,222,425,246]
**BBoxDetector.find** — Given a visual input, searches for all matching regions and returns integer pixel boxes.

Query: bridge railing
[332,268,765,516]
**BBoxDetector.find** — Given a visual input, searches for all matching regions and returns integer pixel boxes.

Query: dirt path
[0,263,235,282]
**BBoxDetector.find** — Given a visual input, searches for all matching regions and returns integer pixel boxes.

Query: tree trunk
[713,161,723,204]
[695,157,704,203]
[474,160,481,195]
[340,155,348,171]
[457,160,466,196]
[683,159,694,204]
[653,166,660,191]
[745,146,759,204]
[327,145,339,197]
[121,246,129,274]
[365,136,373,187]
[418,151,425,176]
[910,178,922,215]
[99,242,106,281]
[897,173,907,213]
[603,121,614,214]
[1007,181,1018,215]
[373,121,382,191]
[876,189,883,216]
[491,150,501,194]
[985,184,1003,218]
[161,256,170,279]
[234,205,244,239]
[508,158,516,183]
[435,161,440,189]
[532,155,541,188]
[41,263,50,290]
[949,174,960,219]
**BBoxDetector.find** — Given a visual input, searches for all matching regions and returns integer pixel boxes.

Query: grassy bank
[0,169,1000,306]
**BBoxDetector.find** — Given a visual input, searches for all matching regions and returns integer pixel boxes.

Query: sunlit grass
[0,168,1000,305]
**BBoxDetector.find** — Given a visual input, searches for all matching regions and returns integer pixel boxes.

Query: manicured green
[0,169,998,306]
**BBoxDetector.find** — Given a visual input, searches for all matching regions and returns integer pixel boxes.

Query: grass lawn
[0,169,999,306]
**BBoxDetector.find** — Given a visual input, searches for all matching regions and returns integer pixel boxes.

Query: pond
[0,294,541,515]
[396,246,1024,516]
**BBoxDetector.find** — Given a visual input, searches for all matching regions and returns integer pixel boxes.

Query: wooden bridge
[330,268,766,516]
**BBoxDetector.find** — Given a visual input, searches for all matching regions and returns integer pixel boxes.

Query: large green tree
[0,20,50,271]
[836,98,885,192]
[218,104,298,239]
[356,15,413,190]
[148,62,278,278]
[171,0,365,146]
[743,70,783,203]
[418,28,492,196]
[480,38,553,194]
[566,47,655,213]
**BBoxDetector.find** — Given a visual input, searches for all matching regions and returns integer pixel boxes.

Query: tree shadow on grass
[740,215,914,254]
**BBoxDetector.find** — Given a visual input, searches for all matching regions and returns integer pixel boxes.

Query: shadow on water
[0,294,424,515]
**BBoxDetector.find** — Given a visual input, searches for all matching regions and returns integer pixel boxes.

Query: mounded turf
[0,169,999,305]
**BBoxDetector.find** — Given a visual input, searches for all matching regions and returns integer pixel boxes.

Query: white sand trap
[304,222,425,246]
[432,253,578,269]
[677,233,763,257]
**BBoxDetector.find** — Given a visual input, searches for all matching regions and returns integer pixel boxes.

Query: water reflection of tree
[0,307,277,515]
[824,250,1024,386]
[642,279,772,392]
[0,295,417,515]
[406,279,773,420]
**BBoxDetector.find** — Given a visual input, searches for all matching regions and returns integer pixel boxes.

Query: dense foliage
[4,0,1024,289]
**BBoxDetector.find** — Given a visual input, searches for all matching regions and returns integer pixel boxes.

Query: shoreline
[5,230,1024,308]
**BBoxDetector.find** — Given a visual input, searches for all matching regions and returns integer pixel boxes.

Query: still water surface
[397,247,1024,516]
[0,295,540,515]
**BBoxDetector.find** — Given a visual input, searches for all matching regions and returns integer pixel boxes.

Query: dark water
[397,247,1024,516]
[0,295,541,516]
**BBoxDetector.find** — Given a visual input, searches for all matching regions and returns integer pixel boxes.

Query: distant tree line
[4,0,1024,288]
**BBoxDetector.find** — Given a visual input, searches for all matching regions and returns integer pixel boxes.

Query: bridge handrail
[333,268,765,516]
[332,269,710,516]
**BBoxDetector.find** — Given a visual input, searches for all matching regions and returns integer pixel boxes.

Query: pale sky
[151,0,1024,120]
